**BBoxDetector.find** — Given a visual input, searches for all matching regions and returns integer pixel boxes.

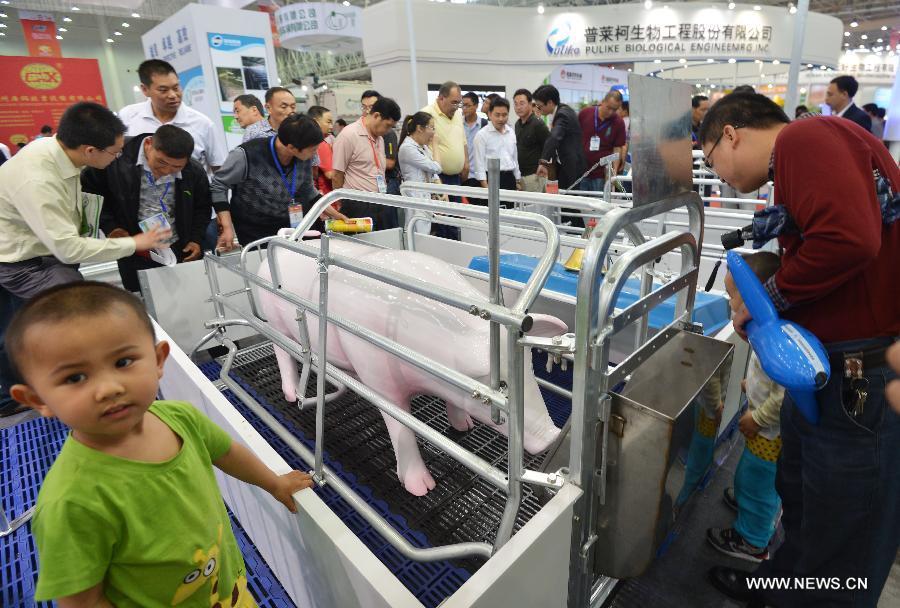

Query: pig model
[257,238,565,496]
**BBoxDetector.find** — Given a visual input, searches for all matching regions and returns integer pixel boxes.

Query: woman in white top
[398,112,442,234]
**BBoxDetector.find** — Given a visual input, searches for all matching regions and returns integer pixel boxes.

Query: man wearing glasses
[702,93,900,608]
[421,81,468,240]
[0,102,171,417]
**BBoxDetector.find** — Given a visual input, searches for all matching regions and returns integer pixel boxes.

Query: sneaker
[723,487,738,512]
[707,527,769,563]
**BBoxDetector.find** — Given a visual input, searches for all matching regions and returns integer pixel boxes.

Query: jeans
[734,447,780,548]
[579,177,605,193]
[755,336,900,607]
[433,173,461,241]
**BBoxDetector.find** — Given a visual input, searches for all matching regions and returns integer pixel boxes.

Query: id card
[376,174,387,194]
[288,202,304,228]
[138,213,175,244]
[589,136,601,152]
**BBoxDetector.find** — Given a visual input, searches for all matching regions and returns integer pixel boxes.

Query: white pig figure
[257,238,565,496]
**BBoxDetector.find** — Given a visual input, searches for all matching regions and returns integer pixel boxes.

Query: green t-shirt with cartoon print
[32,400,257,607]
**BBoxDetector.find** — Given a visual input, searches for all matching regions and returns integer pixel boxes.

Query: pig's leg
[380,406,436,496]
[445,402,474,432]
[273,346,301,402]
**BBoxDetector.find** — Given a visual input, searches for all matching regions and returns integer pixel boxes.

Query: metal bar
[606,318,686,389]
[268,235,528,330]
[205,255,510,412]
[314,235,329,482]
[216,339,495,562]
[535,376,573,400]
[495,325,525,549]
[213,304,510,492]
[400,181,618,213]
[784,0,810,120]
[611,269,698,335]
[487,158,502,425]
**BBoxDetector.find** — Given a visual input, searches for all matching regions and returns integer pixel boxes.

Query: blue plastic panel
[468,254,730,336]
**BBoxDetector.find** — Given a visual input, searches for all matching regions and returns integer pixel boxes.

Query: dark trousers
[466,171,515,209]
[755,336,900,607]
[382,175,401,230]
[117,254,166,293]
[433,173,461,241]
[0,257,83,413]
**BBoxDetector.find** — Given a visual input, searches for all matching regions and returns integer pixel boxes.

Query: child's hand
[739,411,761,439]
[270,471,315,513]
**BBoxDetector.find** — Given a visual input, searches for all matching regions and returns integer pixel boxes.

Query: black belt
[827,343,892,371]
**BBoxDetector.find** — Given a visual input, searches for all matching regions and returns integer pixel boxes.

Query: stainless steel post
[495,324,525,548]
[314,235,329,483]
[487,157,502,424]
[784,0,810,118]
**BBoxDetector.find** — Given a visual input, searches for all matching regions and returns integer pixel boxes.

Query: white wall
[0,37,146,110]
[362,0,843,116]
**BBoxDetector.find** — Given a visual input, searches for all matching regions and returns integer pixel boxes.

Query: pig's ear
[525,313,568,337]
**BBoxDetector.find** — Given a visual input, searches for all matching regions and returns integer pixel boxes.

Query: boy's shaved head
[5,282,155,382]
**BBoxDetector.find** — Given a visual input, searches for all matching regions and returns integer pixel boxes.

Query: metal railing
[202,168,572,561]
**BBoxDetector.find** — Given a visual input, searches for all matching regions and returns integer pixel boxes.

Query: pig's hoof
[400,469,436,496]
[282,386,297,402]
[446,407,474,432]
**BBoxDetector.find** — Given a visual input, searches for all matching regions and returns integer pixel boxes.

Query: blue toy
[726,251,829,424]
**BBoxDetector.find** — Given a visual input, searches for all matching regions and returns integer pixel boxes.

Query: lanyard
[594,106,611,136]
[269,136,297,200]
[144,170,172,213]
[368,136,383,172]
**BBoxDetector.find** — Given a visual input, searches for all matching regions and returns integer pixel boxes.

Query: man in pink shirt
[332,97,401,230]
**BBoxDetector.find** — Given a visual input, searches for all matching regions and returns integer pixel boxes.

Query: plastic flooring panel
[198,342,575,605]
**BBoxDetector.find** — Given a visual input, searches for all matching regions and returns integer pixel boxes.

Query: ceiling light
[728,2,735,8]
[131,12,140,18]
[322,84,328,90]
[653,59,662,63]
[844,42,850,47]
[772,59,780,65]
[728,58,736,63]
[789,4,797,14]
[342,0,350,4]
[106,38,114,43]
[63,17,72,22]
[0,12,6,17]
[627,68,632,72]
[761,72,766,77]
[768,84,773,89]
[0,32,4,36]
[844,32,850,37]
[820,65,827,69]
[644,0,653,9]
[710,84,717,88]
[850,21,858,27]
[707,58,714,63]
[881,26,887,31]
[56,35,63,39]
[800,87,807,94]
[58,27,67,32]
[696,83,701,88]
[301,85,308,92]
[0,1,10,5]
[114,31,122,36]
[861,34,868,39]
[753,5,761,11]
[877,38,883,43]
[0,23,6,28]
[122,22,130,27]
[678,58,686,63]
[71,6,80,11]
[537,3,544,14]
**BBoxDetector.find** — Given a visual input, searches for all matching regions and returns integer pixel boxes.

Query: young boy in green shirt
[5,281,314,607]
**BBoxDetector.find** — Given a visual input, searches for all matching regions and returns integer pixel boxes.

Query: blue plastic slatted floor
[0,417,293,607]
[469,254,731,336]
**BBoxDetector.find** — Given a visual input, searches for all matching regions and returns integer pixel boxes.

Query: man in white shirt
[0,102,170,416]
[118,60,227,173]
[472,96,521,204]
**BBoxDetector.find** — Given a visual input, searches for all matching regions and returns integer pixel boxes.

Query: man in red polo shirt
[576,91,626,193]
[699,93,900,608]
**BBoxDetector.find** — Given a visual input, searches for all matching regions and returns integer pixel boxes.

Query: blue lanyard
[594,106,611,136]
[269,136,297,201]
[144,170,171,213]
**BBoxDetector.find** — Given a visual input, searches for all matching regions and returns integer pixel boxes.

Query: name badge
[288,201,304,228]
[376,173,388,194]
[589,136,601,152]
[138,213,175,245]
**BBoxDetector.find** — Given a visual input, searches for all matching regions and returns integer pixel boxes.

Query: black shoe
[707,527,769,563]
[723,486,738,511]
[708,566,764,603]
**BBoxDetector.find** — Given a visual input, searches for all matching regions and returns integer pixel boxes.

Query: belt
[827,343,892,371]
